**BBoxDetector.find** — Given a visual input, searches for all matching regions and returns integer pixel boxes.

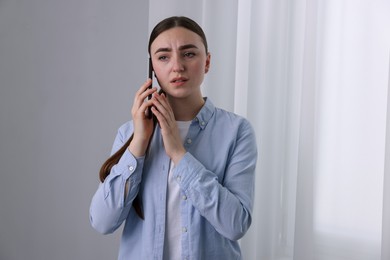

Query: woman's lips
[171,77,188,83]
[171,77,188,86]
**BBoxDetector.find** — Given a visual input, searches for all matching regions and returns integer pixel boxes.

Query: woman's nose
[172,56,185,72]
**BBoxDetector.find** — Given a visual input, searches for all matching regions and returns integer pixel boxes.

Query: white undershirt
[163,120,191,260]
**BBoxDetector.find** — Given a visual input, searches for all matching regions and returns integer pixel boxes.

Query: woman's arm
[174,120,258,241]
[90,80,158,234]
[89,123,144,234]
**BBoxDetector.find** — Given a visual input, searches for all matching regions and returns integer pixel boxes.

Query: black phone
[147,58,153,119]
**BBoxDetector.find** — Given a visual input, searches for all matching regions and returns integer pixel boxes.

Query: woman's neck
[168,95,205,121]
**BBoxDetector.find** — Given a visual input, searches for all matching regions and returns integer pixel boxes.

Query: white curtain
[148,0,390,259]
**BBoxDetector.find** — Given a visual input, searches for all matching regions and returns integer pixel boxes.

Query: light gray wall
[0,1,149,259]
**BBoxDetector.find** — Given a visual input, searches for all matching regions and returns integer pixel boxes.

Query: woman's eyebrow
[154,47,171,54]
[179,44,198,51]
[154,44,198,54]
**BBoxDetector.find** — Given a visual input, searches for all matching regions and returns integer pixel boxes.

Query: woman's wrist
[171,149,186,165]
[128,138,149,157]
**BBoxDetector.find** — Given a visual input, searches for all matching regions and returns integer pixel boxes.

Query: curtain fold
[382,55,390,260]
[234,0,251,117]
[293,0,318,258]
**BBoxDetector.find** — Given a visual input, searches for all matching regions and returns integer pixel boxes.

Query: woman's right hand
[128,79,157,157]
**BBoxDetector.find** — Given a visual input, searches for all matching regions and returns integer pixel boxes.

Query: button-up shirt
[89,98,258,260]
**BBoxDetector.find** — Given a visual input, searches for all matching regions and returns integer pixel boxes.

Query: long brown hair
[98,16,208,219]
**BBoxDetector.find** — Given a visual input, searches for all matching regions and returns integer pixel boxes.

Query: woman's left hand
[151,93,186,164]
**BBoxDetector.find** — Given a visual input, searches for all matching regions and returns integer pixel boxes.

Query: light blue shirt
[89,98,258,260]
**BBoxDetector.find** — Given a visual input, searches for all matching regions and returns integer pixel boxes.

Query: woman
[90,16,257,260]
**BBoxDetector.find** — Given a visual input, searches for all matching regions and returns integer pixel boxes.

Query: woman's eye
[158,56,168,61]
[183,52,195,58]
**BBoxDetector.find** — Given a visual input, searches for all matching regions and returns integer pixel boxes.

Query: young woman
[90,16,258,260]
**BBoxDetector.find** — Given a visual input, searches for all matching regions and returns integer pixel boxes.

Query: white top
[163,120,191,260]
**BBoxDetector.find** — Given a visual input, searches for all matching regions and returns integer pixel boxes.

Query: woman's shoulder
[213,106,252,128]
[203,98,251,127]
[117,120,134,140]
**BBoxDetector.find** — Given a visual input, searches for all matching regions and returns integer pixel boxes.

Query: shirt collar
[192,97,214,130]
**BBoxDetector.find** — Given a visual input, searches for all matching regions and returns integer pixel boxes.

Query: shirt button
[128,165,134,172]
[201,121,206,126]
[186,138,192,144]
[182,227,187,233]
[182,195,187,200]
[176,176,181,182]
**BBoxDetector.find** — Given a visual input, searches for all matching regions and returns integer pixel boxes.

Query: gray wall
[0,1,149,259]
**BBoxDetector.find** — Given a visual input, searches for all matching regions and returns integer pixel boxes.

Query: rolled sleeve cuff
[103,149,145,200]
[111,148,144,182]
[173,152,204,191]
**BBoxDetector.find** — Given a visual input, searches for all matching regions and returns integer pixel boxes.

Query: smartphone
[147,58,153,119]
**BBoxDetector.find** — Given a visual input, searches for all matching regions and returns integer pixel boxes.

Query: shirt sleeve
[89,123,144,235]
[173,120,258,241]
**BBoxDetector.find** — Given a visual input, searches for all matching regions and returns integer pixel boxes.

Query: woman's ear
[205,52,211,73]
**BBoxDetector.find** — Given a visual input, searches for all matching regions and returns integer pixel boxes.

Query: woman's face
[150,27,210,100]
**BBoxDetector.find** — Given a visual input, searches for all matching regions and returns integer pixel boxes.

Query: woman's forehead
[150,27,205,52]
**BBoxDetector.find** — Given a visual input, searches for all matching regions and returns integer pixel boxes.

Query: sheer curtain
[148,0,390,259]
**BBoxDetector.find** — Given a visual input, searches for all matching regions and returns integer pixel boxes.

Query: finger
[135,79,152,96]
[134,99,154,118]
[132,79,151,109]
[151,106,168,128]
[151,93,175,122]
[154,93,171,112]
[133,80,153,104]
[132,86,157,114]
[139,87,157,102]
